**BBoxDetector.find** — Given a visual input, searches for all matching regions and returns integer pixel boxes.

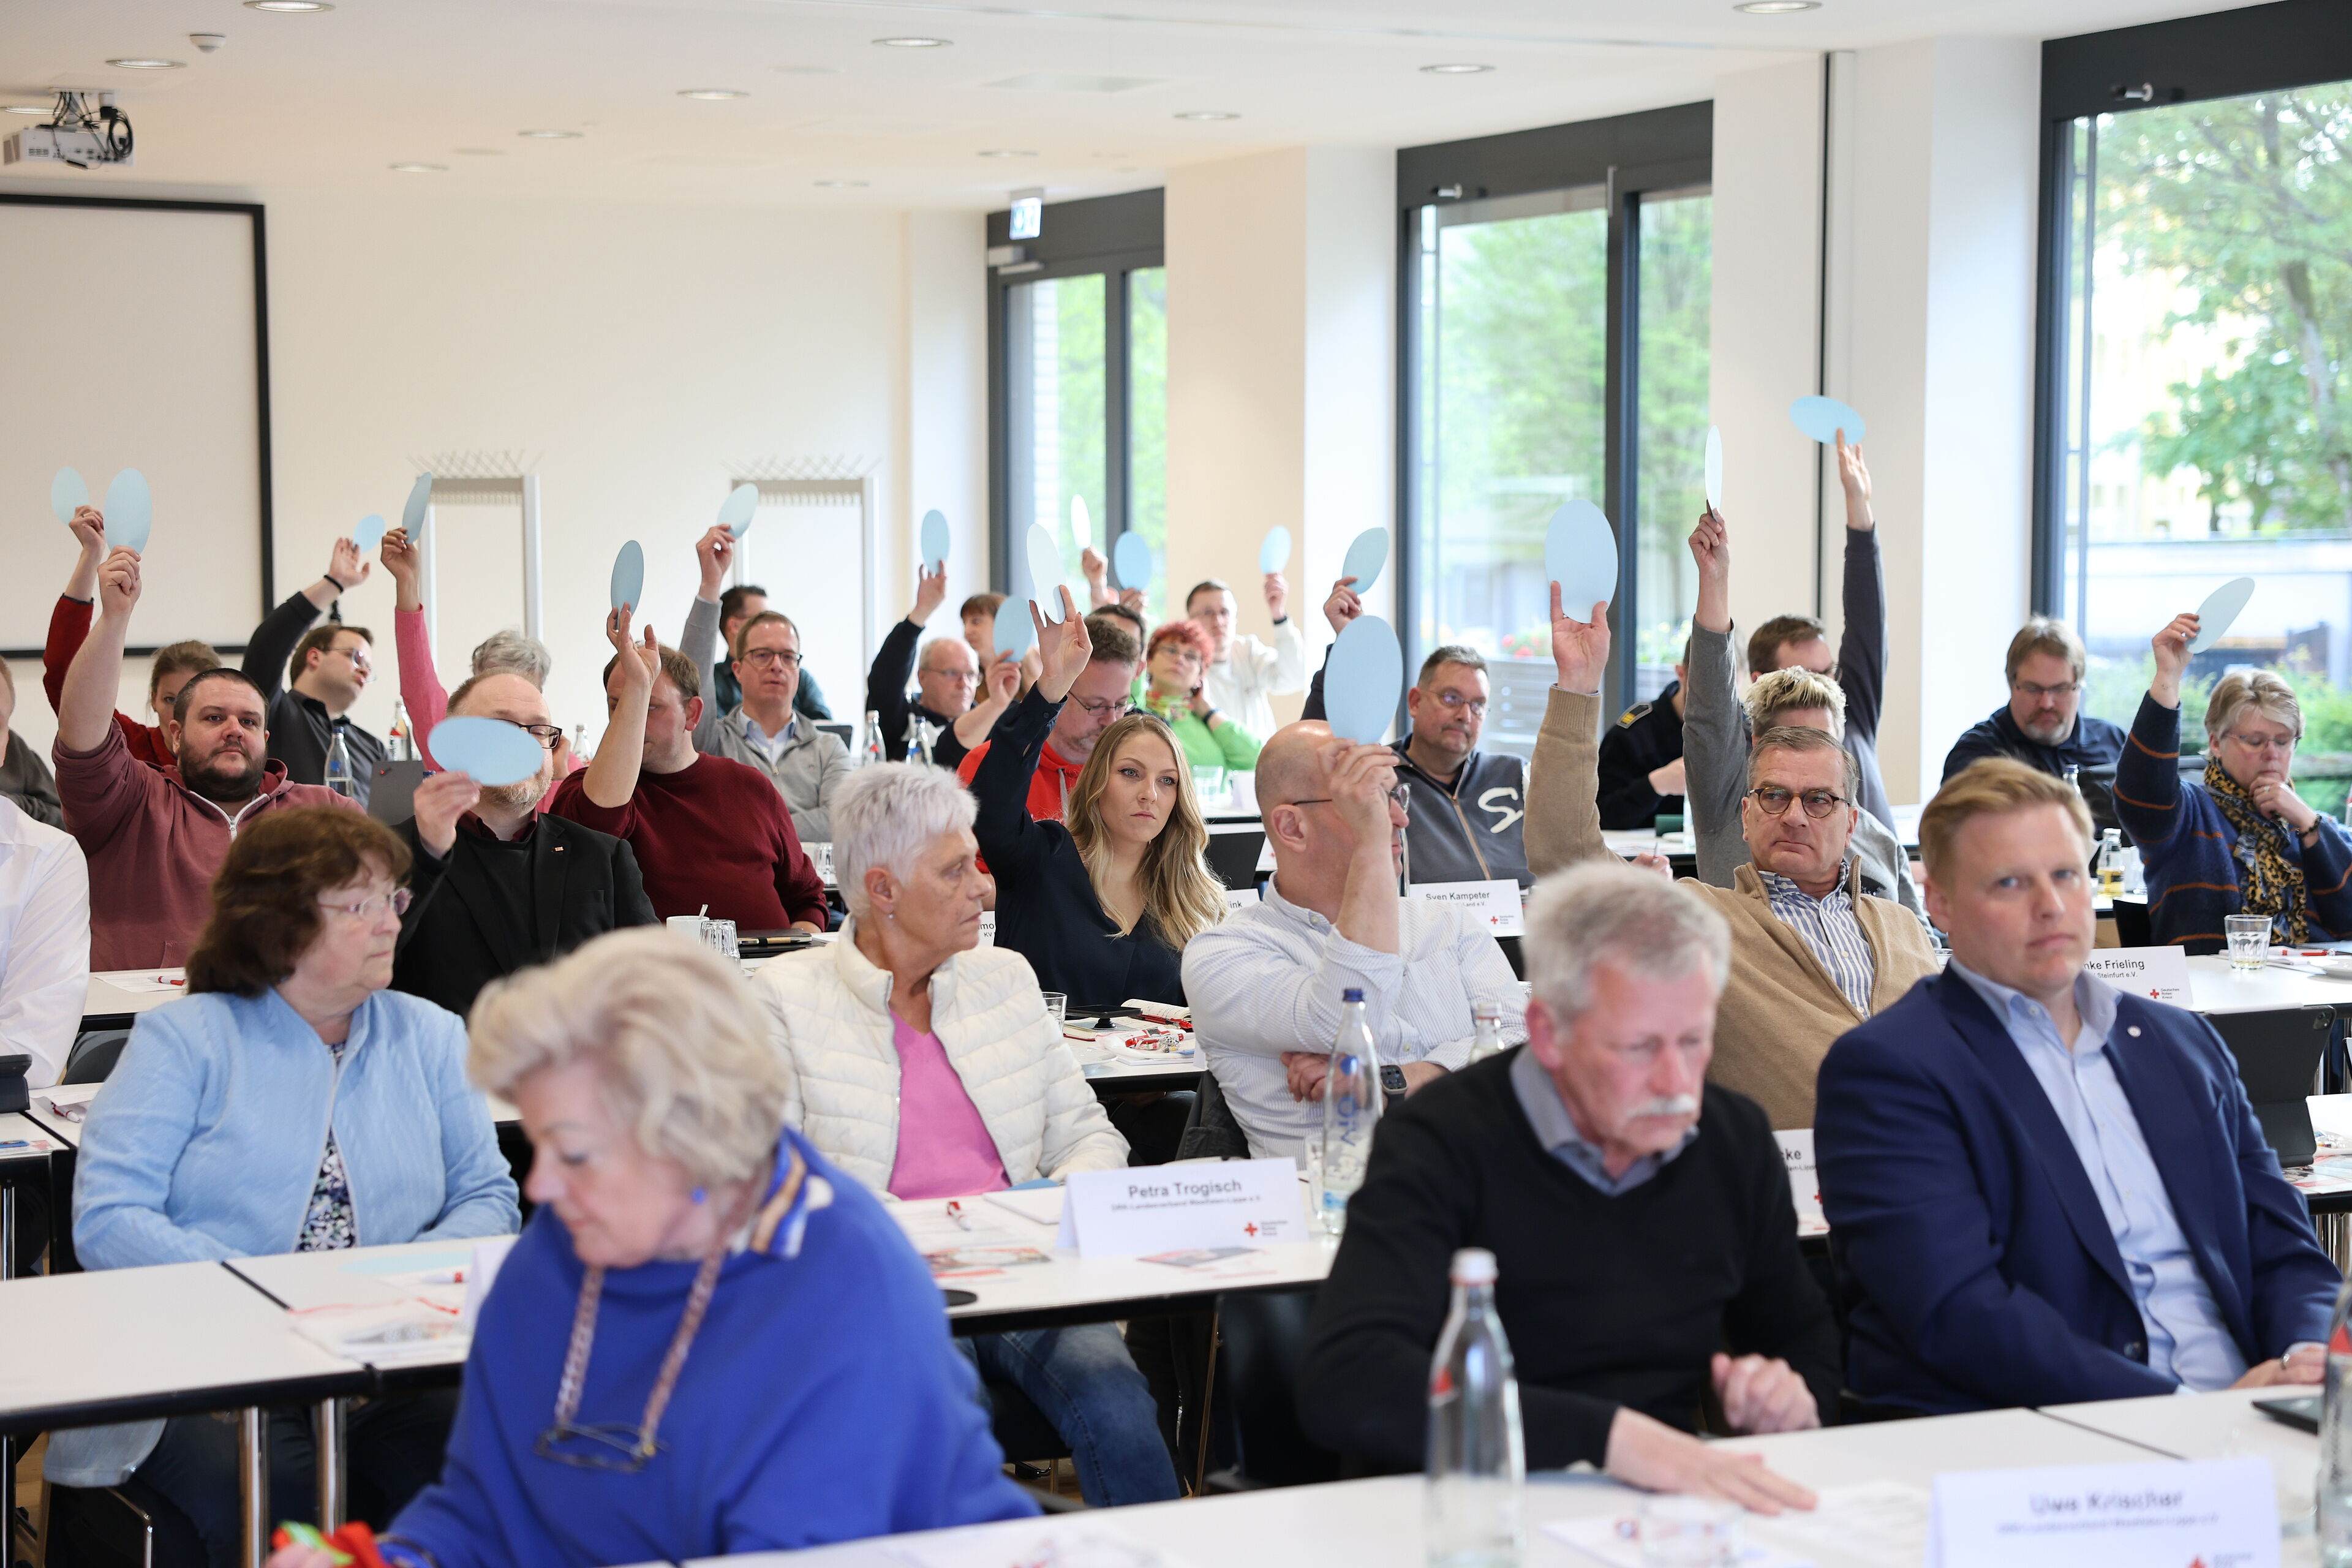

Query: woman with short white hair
[270,927,1033,1568]
[2118,611,2352,948]
[755,763,1180,1507]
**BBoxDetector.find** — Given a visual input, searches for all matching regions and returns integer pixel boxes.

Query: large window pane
[1411,187,1609,736]
[1634,189,1713,701]
[1127,266,1169,622]
[2056,86,2352,810]
[1004,274,1107,591]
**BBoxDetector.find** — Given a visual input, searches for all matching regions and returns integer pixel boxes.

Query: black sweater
[862,616,971,769]
[1297,1050,1841,1472]
[970,687,1185,1010]
[243,590,384,806]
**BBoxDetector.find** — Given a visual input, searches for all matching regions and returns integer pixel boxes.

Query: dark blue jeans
[132,1390,458,1568]
[964,1325,1181,1506]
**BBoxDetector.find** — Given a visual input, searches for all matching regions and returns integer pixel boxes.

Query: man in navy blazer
[1817,757,2335,1413]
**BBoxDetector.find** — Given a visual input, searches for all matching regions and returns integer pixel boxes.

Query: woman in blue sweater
[268,928,1034,1568]
[54,807,519,1562]
[2114,608,2352,949]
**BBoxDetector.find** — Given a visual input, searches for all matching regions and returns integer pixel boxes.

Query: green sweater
[1143,693,1262,772]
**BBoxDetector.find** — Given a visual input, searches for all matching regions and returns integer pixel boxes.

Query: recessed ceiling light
[1174,110,1239,121]
[4,104,49,116]
[518,129,581,138]
[873,36,951,48]
[678,88,748,99]
[1733,1,1820,10]
[244,0,333,10]
[815,179,868,187]
[389,163,446,173]
[106,58,185,70]
[1421,62,1493,74]
[978,149,1038,158]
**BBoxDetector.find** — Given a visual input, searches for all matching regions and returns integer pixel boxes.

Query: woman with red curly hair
[1142,618,1262,774]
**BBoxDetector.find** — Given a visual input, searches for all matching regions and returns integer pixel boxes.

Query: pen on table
[945,1200,974,1231]
[0,1140,32,1150]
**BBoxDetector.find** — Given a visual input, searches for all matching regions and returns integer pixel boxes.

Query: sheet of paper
[1545,1481,1928,1568]
[2082,947,2193,1005]
[1409,879,1526,938]
[36,1082,100,1107]
[981,1186,1065,1227]
[288,1301,468,1368]
[887,1520,1196,1568]
[1058,1157,1310,1256]
[1926,1458,2277,1568]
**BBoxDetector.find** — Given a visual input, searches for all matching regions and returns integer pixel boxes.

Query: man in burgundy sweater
[547,609,826,932]
[52,545,359,970]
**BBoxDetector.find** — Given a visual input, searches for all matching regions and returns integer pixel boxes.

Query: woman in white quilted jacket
[753,761,1181,1507]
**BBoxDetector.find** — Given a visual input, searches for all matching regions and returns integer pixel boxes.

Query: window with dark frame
[986,189,1167,625]
[1396,101,1713,747]
[2035,0,2352,810]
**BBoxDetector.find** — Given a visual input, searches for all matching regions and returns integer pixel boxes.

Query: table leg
[2,1182,15,1281]
[2326,1210,2351,1275]
[239,1407,267,1568]
[315,1397,347,1532]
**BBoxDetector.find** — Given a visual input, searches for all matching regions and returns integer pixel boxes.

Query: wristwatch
[1379,1063,1408,1097]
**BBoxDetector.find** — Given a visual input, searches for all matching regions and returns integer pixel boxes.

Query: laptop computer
[1204,824,1266,892]
[366,760,428,826]
[2205,1005,2331,1167]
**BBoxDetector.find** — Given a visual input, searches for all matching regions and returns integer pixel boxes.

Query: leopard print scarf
[2205,758,2309,944]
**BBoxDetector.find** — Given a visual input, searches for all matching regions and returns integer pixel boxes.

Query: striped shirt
[1758,870,1875,1016]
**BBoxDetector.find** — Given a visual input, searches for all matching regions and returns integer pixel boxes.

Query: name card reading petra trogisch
[1058,1158,1310,1257]
[1924,1458,2276,1568]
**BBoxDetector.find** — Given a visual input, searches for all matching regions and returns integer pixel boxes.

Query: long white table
[2186,954,2352,1014]
[699,1408,2164,1568]
[2041,1385,2321,1550]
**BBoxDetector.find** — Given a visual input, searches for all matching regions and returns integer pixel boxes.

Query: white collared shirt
[1182,875,1525,1161]
[1202,620,1306,741]
[0,794,91,1087]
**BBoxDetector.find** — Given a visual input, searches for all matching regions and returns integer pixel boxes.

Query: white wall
[3,183,986,766]
[1708,39,2041,804]
[1166,145,1393,734]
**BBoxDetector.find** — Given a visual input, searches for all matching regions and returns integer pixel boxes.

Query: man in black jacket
[1595,670,1686,830]
[243,535,385,806]
[1298,859,1833,1511]
[1942,616,2125,834]
[391,671,657,1017]
[864,564,981,767]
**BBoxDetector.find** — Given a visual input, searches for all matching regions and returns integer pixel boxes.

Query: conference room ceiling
[0,0,2267,208]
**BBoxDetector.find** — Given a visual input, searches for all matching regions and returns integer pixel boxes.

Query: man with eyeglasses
[1942,616,2125,836]
[1525,592,1937,1128]
[242,535,387,807]
[955,618,1142,824]
[862,563,982,769]
[52,542,360,970]
[1184,720,1525,1161]
[682,596,852,843]
[1303,584,1531,888]
[389,671,658,1017]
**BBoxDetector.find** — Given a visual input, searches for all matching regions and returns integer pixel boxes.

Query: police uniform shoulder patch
[1615,702,1653,728]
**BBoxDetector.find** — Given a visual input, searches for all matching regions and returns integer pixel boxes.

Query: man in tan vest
[1526,586,1939,1128]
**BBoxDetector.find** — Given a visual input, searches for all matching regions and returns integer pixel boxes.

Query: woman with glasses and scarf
[55,807,519,1564]
[270,928,1033,1568]
[971,594,1228,1011]
[2117,609,2352,951]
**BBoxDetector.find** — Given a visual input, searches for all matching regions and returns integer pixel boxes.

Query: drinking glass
[704,919,739,961]
[2225,914,2270,973]
[1635,1496,1742,1567]
[1041,992,1068,1031]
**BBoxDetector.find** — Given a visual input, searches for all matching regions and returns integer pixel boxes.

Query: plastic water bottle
[386,696,415,762]
[1317,988,1382,1235]
[1467,1005,1506,1066]
[1426,1247,1524,1568]
[2321,1278,2352,1562]
[864,709,886,767]
[2097,828,2124,895]
[324,728,358,799]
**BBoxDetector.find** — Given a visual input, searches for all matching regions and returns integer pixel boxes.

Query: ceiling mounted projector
[3,91,135,169]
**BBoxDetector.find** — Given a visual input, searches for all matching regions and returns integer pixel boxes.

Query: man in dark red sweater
[548,609,826,932]
[43,503,220,770]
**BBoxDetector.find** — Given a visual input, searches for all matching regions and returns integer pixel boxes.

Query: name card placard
[1925,1458,2276,1568]
[1409,880,1526,938]
[2082,946,2193,1005]
[1776,1129,1825,1235]
[976,911,997,948]
[1057,1158,1309,1257]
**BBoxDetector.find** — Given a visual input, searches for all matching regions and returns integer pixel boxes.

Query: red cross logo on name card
[1243,1222,1259,1238]
[2149,987,2162,998]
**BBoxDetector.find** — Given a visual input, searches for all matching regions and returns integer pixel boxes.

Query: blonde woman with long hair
[968,589,1226,1007]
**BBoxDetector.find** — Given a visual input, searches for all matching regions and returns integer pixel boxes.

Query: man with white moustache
[1297,860,1836,1507]
[390,671,658,1018]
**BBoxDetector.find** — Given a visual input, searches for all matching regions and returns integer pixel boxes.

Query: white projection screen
[0,197,269,657]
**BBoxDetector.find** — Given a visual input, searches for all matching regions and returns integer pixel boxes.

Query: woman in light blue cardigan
[51,806,518,1563]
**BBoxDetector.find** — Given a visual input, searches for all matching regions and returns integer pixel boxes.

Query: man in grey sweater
[680,525,850,843]
[1683,439,1924,922]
